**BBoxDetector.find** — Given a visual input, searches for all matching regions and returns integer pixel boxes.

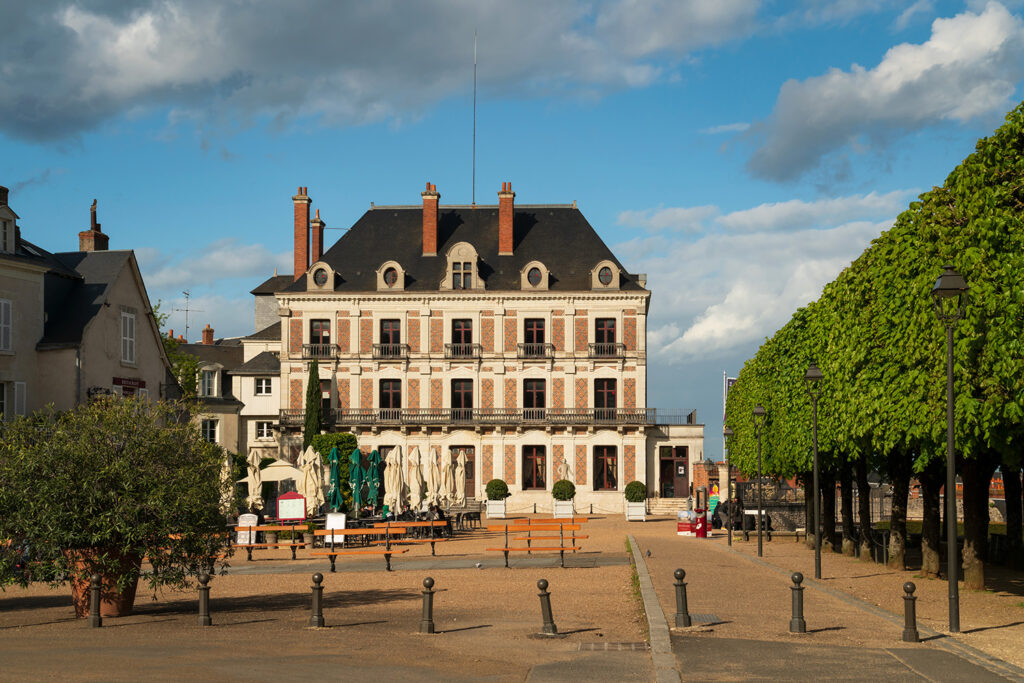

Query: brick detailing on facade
[552,315,565,351]
[336,318,350,353]
[408,316,420,353]
[289,379,302,410]
[575,378,587,409]
[481,317,494,352]
[336,379,350,410]
[430,379,442,409]
[408,378,420,410]
[429,317,442,353]
[624,315,637,351]
[482,445,493,484]
[503,316,517,352]
[359,317,372,354]
[359,378,372,409]
[289,319,302,356]
[481,378,494,409]
[624,445,636,483]
[504,445,516,486]
[624,378,636,410]
[575,445,587,486]
[552,445,565,482]
[574,314,588,352]
[504,378,517,409]
[552,377,564,410]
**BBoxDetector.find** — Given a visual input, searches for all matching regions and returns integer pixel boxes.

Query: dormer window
[200,369,217,397]
[520,260,549,290]
[376,261,406,291]
[598,267,613,285]
[442,242,483,290]
[591,260,620,289]
[306,261,335,291]
[527,268,542,286]
[383,267,398,287]
[453,262,472,289]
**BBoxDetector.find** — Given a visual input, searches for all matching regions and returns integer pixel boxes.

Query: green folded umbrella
[326,447,344,512]
[349,448,364,515]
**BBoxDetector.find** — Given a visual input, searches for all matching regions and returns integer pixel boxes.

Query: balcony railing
[330,408,654,427]
[518,343,555,359]
[373,343,409,359]
[445,343,482,359]
[589,342,626,358]
[279,409,335,426]
[302,343,338,359]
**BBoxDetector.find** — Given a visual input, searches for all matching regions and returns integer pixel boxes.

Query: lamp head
[931,264,968,324]
[753,404,766,431]
[804,362,823,398]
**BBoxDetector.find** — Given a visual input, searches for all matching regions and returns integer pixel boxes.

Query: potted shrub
[485,479,509,519]
[551,479,576,517]
[0,398,232,618]
[624,481,648,521]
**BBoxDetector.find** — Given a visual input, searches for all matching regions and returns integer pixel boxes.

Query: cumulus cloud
[0,0,760,141]
[617,205,719,233]
[136,238,290,291]
[158,293,259,342]
[748,2,1024,181]
[893,0,934,30]
[700,122,751,134]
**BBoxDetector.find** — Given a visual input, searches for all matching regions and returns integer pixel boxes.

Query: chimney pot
[421,181,440,256]
[202,324,214,345]
[498,181,515,255]
[310,207,326,263]
[79,198,109,252]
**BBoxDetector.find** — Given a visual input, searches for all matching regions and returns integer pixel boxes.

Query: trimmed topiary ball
[624,480,647,503]
[551,479,576,501]
[486,478,510,501]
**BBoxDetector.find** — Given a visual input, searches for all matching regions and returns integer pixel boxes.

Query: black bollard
[537,579,558,635]
[88,574,102,628]
[197,572,212,626]
[902,582,919,643]
[420,577,436,634]
[673,568,692,627]
[309,572,325,627]
[789,572,807,633]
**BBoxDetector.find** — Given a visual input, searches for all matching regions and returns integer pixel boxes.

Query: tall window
[524,318,545,344]
[0,220,10,252]
[523,446,546,490]
[595,378,617,420]
[379,379,401,419]
[595,318,616,344]
[320,379,332,418]
[0,299,11,351]
[451,379,473,421]
[452,319,473,344]
[200,369,216,397]
[256,421,274,439]
[594,446,618,490]
[524,379,546,420]
[255,378,272,395]
[121,311,135,363]
[380,319,401,344]
[452,261,472,289]
[201,419,218,443]
[310,319,331,345]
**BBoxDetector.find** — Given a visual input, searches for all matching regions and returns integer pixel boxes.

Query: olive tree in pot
[551,480,576,517]
[485,479,509,519]
[624,481,648,521]
[0,398,232,618]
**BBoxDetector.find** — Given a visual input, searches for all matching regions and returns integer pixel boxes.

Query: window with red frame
[594,446,617,490]
[523,446,546,490]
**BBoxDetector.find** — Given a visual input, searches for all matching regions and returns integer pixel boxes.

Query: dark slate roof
[1,236,75,275]
[245,321,281,340]
[178,341,244,371]
[280,205,645,293]
[38,250,133,348]
[251,275,293,295]
[230,350,281,376]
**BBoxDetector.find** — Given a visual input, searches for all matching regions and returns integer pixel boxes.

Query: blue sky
[4,0,1024,458]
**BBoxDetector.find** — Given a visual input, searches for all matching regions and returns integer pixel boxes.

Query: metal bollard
[309,572,325,627]
[420,577,436,634]
[537,579,558,635]
[88,574,102,628]
[673,568,692,627]
[902,582,919,643]
[789,572,807,633]
[197,572,212,626]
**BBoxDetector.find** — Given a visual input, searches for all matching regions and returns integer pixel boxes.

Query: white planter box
[552,500,575,517]
[486,499,506,519]
[625,501,647,522]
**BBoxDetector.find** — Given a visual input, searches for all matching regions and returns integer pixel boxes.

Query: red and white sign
[276,491,306,521]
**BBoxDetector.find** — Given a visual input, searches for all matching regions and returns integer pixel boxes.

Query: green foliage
[0,398,231,592]
[485,479,510,501]
[154,301,199,401]
[551,479,576,501]
[624,481,647,503]
[303,361,322,449]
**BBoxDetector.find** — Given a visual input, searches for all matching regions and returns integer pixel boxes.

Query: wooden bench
[486,545,582,568]
[312,528,409,572]
[486,523,583,568]
[232,525,310,561]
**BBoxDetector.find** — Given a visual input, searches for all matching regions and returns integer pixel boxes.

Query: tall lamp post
[753,404,767,557]
[931,264,967,634]
[805,362,824,580]
[723,426,734,546]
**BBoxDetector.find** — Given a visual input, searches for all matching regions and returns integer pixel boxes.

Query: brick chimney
[293,186,311,281]
[421,182,439,256]
[498,181,515,255]
[202,324,214,345]
[310,208,325,263]
[78,198,109,252]
[0,185,8,206]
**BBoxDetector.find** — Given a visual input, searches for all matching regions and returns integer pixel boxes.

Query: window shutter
[0,299,11,351]
[14,381,26,416]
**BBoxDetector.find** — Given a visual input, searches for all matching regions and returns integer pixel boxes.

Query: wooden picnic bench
[232,525,310,561]
[370,521,451,555]
[311,528,409,572]
[486,523,583,568]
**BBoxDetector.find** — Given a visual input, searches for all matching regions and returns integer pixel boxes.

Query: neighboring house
[0,186,171,418]
[252,182,703,511]
[177,325,244,455]
[231,320,282,460]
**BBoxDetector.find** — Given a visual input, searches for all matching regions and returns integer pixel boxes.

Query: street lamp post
[931,264,968,634]
[723,426,734,546]
[753,405,767,557]
[805,362,824,580]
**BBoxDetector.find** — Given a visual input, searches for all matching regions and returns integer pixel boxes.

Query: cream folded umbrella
[298,446,325,516]
[407,446,424,511]
[439,448,454,507]
[424,447,441,508]
[244,448,264,511]
[454,449,467,507]
[383,446,404,512]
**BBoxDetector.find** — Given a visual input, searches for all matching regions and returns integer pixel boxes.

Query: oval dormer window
[598,266,613,285]
[313,268,329,286]
[383,267,398,287]
[527,267,542,286]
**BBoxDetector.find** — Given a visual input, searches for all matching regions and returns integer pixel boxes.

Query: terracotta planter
[66,549,142,618]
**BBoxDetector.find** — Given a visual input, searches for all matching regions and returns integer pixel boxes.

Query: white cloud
[136,238,290,291]
[716,189,916,232]
[159,294,258,342]
[748,2,1024,180]
[700,122,751,134]
[893,0,934,31]
[617,205,719,233]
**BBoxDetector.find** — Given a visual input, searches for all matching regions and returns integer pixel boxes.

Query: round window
[527,267,542,286]
[598,266,613,285]
[383,267,398,287]
[313,268,328,286]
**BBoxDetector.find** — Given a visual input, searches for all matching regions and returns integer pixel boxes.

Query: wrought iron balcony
[372,343,410,359]
[302,343,338,359]
[445,343,482,359]
[518,343,555,359]
[279,409,335,426]
[589,342,626,358]
[331,407,654,427]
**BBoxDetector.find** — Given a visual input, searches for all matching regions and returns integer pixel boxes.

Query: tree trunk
[801,472,815,550]
[821,468,837,551]
[888,450,911,570]
[856,456,873,561]
[839,461,855,556]
[918,461,943,578]
[961,453,998,590]
[1003,463,1023,569]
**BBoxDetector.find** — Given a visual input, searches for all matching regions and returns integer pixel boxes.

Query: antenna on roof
[472,29,477,207]
[173,289,203,341]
